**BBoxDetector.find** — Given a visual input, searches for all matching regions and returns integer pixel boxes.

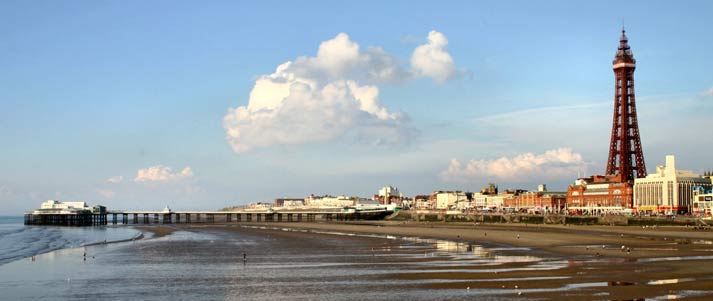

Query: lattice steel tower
[606,28,647,182]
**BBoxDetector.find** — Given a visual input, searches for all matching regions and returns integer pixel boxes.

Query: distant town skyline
[2,1,713,214]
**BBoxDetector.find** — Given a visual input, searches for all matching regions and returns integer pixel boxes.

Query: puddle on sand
[647,278,694,285]
[692,240,713,245]
[637,255,713,263]
[647,290,713,300]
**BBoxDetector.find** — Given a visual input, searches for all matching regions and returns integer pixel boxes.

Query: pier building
[25,200,107,226]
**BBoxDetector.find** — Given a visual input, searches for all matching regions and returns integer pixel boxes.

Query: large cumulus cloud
[223,31,461,153]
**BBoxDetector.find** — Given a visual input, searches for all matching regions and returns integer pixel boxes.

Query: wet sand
[253,221,713,258]
[218,221,713,300]
[134,225,176,238]
[5,221,713,300]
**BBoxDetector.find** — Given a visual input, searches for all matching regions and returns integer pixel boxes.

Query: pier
[24,209,394,226]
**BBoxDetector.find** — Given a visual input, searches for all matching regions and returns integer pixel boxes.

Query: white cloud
[441,148,587,183]
[702,87,713,97]
[106,175,123,184]
[411,30,462,84]
[134,165,194,182]
[223,31,460,153]
[0,185,10,196]
[97,189,115,199]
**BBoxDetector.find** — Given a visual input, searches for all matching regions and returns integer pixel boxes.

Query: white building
[34,200,91,214]
[634,155,712,214]
[472,192,511,209]
[434,191,468,210]
[307,195,356,207]
[246,202,273,210]
[282,199,305,207]
[378,186,400,197]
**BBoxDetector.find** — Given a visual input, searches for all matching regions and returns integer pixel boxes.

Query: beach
[2,220,713,300]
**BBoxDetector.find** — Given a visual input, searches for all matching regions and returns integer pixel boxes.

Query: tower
[606,28,647,183]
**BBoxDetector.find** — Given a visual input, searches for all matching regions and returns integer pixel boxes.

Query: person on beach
[243,252,247,265]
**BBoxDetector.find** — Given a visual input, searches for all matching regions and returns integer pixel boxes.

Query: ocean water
[0,216,141,266]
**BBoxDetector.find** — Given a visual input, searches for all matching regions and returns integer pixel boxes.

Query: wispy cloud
[0,185,10,197]
[702,87,713,97]
[473,102,609,122]
[106,175,123,184]
[97,189,115,199]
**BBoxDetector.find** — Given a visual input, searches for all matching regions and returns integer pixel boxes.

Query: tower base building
[566,174,633,214]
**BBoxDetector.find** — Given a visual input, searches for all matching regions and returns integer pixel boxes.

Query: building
[510,185,567,213]
[432,191,468,210]
[633,155,712,214]
[306,195,356,207]
[413,195,431,209]
[274,198,305,207]
[480,183,498,195]
[606,27,647,183]
[566,174,633,213]
[474,191,517,209]
[374,185,404,205]
[34,200,93,214]
[692,186,713,217]
[564,29,651,214]
[246,202,273,210]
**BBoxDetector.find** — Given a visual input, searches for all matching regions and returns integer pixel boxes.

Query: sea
[0,216,140,266]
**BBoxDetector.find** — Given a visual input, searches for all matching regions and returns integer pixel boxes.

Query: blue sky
[2,1,712,214]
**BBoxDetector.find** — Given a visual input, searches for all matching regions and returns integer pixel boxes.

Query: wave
[0,223,141,266]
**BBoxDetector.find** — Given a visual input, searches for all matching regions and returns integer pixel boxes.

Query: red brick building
[566,174,633,213]
[511,191,566,212]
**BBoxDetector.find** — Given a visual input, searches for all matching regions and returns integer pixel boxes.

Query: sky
[2,1,713,214]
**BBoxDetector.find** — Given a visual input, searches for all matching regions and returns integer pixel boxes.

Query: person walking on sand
[243,252,247,265]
